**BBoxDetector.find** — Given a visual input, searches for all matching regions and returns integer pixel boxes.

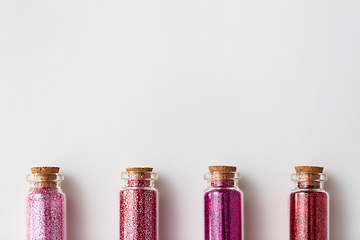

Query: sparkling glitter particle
[290,190,328,240]
[26,187,66,240]
[204,184,242,240]
[120,180,157,240]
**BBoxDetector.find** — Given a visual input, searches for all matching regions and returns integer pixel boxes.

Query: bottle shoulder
[120,187,158,192]
[290,189,329,196]
[27,188,65,200]
[204,186,243,195]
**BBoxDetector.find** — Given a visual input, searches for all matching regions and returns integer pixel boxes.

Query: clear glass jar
[289,166,329,240]
[204,166,243,240]
[120,167,158,240]
[26,167,66,240]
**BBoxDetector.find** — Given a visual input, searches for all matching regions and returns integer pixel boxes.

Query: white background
[0,0,360,239]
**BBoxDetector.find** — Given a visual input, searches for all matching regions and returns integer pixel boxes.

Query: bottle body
[204,166,243,240]
[26,167,66,240]
[120,168,158,240]
[289,190,328,240]
[289,168,329,240]
[204,187,243,240]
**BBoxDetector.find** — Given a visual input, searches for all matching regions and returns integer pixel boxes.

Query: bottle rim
[121,171,158,180]
[204,172,241,180]
[291,172,327,182]
[26,173,64,182]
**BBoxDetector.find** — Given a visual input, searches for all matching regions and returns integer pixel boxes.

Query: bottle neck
[296,181,324,190]
[125,179,155,187]
[31,182,61,189]
[27,173,64,189]
[205,172,241,188]
[292,173,326,190]
[209,179,237,187]
[122,171,158,188]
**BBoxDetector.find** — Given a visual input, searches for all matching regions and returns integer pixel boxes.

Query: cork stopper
[126,167,153,179]
[208,165,237,181]
[31,166,60,188]
[126,167,153,172]
[31,166,60,174]
[295,166,324,173]
[294,166,324,188]
[209,166,237,173]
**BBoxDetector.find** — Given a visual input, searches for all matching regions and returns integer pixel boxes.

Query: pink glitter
[26,187,66,240]
[120,179,158,240]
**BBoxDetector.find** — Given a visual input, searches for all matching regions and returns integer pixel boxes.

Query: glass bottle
[290,166,329,240]
[120,167,158,240]
[204,166,243,240]
[26,166,66,240]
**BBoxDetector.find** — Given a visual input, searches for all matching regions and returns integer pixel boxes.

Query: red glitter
[290,169,329,240]
[290,190,328,240]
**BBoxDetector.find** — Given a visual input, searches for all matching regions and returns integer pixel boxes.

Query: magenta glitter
[204,187,242,240]
[26,187,66,240]
[204,168,243,240]
[120,172,158,240]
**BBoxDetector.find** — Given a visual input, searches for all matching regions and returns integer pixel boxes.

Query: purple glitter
[120,179,158,240]
[26,187,66,240]
[204,188,242,240]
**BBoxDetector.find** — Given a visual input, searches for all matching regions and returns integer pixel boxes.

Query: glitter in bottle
[120,167,158,240]
[26,166,66,240]
[204,166,243,240]
[290,166,329,240]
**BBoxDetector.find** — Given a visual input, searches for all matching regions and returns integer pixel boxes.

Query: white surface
[0,0,360,239]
